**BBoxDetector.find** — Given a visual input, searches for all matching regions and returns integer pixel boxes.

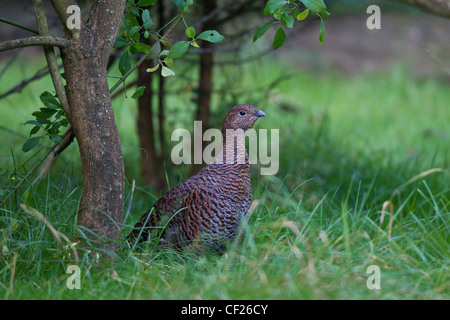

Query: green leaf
[273,26,286,50]
[29,126,40,136]
[185,26,195,38]
[161,66,175,77]
[24,120,44,127]
[131,86,146,99]
[301,0,329,17]
[172,0,186,9]
[134,42,152,53]
[296,8,310,20]
[197,30,225,43]
[164,58,173,68]
[253,21,276,42]
[32,108,57,120]
[125,13,139,27]
[142,9,154,30]
[119,50,131,76]
[138,0,158,6]
[129,44,139,55]
[183,0,193,13]
[159,49,170,57]
[22,136,42,153]
[114,36,128,48]
[146,64,160,73]
[40,91,61,109]
[280,13,294,28]
[264,0,288,16]
[129,6,140,17]
[159,38,172,47]
[134,30,140,43]
[319,16,325,44]
[49,134,63,143]
[149,41,161,58]
[35,118,51,125]
[167,41,190,59]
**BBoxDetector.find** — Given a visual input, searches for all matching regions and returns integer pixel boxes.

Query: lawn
[0,52,448,299]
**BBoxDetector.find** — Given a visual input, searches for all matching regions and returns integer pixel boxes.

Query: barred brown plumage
[127,104,266,253]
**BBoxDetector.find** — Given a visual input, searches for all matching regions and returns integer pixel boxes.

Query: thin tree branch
[0,50,20,80]
[0,125,27,140]
[192,0,237,30]
[110,79,138,100]
[33,0,72,119]
[0,66,53,100]
[0,17,40,34]
[38,125,74,177]
[0,36,70,53]
[109,16,183,94]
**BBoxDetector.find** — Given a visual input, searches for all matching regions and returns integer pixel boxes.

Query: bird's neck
[212,129,248,165]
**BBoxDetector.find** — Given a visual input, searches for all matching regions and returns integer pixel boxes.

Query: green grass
[0,53,449,299]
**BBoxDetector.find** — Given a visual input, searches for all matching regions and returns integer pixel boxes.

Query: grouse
[128,104,266,253]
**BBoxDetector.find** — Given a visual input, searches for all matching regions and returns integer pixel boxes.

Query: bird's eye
[239,111,246,116]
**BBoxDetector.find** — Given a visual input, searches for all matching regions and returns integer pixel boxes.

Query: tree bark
[58,0,127,257]
[196,0,217,130]
[137,59,163,187]
[0,36,69,52]
[192,0,217,175]
[136,2,164,189]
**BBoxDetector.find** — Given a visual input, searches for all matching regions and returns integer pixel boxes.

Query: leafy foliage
[22,91,68,152]
[254,0,330,48]
[116,0,224,80]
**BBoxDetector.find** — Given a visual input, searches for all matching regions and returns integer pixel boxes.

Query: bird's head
[222,104,266,132]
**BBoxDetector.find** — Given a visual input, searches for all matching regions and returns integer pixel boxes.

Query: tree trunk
[192,0,217,175]
[196,0,217,130]
[60,1,126,257]
[137,60,163,187]
[136,1,166,189]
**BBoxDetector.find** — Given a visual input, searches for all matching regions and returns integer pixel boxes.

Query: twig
[192,0,236,30]
[0,66,53,100]
[0,125,27,140]
[0,36,70,53]
[33,0,71,119]
[110,79,138,100]
[38,125,75,177]
[0,17,39,34]
[0,50,20,80]
[109,16,183,94]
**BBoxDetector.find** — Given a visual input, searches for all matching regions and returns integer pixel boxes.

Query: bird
[127,104,266,254]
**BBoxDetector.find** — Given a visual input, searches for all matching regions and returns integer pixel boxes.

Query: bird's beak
[254,110,266,118]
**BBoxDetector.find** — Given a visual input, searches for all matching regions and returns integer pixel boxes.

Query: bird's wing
[127,181,192,244]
